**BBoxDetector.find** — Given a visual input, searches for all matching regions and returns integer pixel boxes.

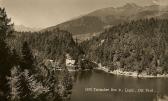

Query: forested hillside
[80,18,168,75]
[9,28,83,62]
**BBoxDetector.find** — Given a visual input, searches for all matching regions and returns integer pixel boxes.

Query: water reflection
[154,95,168,101]
[71,70,93,82]
[70,70,168,101]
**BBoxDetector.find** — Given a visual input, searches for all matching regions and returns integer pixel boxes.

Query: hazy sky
[0,0,167,28]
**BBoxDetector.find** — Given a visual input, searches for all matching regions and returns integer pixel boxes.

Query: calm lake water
[70,70,168,101]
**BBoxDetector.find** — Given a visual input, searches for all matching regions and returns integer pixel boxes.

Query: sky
[0,0,168,28]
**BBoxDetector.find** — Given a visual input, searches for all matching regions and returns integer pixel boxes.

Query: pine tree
[18,70,34,101]
[46,70,62,101]
[20,41,35,71]
[9,66,21,101]
[0,8,14,100]
[61,68,73,98]
[11,49,20,67]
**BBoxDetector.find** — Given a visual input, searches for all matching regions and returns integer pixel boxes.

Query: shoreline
[56,68,91,72]
[55,63,168,78]
[95,66,168,78]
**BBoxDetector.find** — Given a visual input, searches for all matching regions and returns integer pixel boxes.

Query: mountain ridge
[42,3,168,41]
[14,25,42,32]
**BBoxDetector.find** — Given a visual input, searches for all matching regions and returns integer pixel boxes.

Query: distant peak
[14,25,42,32]
[122,3,140,8]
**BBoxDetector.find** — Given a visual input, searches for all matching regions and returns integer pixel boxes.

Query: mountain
[80,18,168,74]
[43,3,168,41]
[14,25,42,32]
[88,3,141,18]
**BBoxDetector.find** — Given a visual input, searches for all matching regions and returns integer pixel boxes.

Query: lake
[70,70,168,101]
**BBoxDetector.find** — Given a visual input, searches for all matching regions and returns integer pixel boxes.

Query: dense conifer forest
[9,29,83,62]
[80,18,168,75]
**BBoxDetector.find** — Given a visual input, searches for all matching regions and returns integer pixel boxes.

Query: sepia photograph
[0,0,168,101]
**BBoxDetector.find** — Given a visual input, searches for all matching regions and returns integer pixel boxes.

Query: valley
[1,2,168,101]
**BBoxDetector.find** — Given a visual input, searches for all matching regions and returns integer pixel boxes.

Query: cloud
[152,0,168,5]
[152,0,159,4]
